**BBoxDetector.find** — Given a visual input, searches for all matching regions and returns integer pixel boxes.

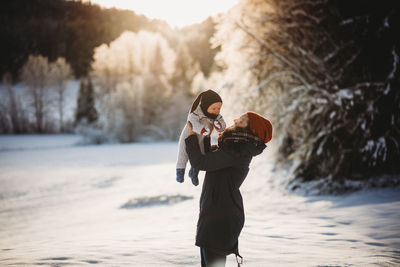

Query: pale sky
[89,0,238,28]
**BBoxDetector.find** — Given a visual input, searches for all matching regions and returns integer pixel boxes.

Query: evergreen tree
[169,41,198,95]
[75,77,98,124]
[0,0,157,78]
[181,17,219,77]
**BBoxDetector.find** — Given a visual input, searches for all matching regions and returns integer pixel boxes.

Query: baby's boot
[189,167,199,186]
[176,168,185,183]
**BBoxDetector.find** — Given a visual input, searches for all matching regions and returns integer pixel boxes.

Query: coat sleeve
[185,134,237,171]
[203,136,211,153]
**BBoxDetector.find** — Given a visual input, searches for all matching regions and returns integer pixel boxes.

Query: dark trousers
[200,247,226,267]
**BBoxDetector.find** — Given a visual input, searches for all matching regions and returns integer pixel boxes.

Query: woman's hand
[187,121,196,135]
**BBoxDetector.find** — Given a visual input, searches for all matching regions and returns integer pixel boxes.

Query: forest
[0,0,399,194]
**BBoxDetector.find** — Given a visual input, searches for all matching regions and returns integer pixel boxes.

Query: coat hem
[195,242,238,257]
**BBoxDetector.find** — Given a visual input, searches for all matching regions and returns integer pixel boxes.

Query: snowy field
[0,134,399,266]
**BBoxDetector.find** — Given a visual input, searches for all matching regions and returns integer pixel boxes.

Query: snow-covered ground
[0,134,399,266]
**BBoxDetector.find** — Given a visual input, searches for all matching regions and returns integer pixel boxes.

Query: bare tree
[2,73,21,133]
[20,55,52,133]
[0,87,12,134]
[49,57,72,132]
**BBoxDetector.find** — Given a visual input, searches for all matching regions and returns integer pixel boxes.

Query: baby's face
[207,102,222,115]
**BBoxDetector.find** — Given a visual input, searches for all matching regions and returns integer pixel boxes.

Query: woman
[185,112,273,267]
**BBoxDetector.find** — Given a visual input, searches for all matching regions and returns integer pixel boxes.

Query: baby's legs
[176,125,190,169]
[176,125,190,183]
[176,125,206,186]
[188,134,205,186]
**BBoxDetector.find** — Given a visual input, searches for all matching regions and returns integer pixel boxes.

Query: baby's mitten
[189,167,199,186]
[176,168,185,183]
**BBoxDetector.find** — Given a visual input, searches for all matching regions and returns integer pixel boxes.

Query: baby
[176,89,226,186]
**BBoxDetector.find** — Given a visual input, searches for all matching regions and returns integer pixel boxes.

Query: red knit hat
[246,112,273,143]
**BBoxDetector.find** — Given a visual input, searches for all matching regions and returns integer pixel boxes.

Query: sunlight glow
[89,0,238,28]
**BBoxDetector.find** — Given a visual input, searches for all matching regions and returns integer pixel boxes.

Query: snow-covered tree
[87,30,190,142]
[20,55,53,133]
[169,41,199,95]
[212,0,400,193]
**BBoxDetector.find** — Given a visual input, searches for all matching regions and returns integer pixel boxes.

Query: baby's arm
[213,114,226,132]
[188,113,210,135]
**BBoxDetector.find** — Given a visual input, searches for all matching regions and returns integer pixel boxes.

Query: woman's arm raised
[185,122,239,172]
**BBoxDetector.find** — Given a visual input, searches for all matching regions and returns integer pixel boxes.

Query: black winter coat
[185,134,265,256]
